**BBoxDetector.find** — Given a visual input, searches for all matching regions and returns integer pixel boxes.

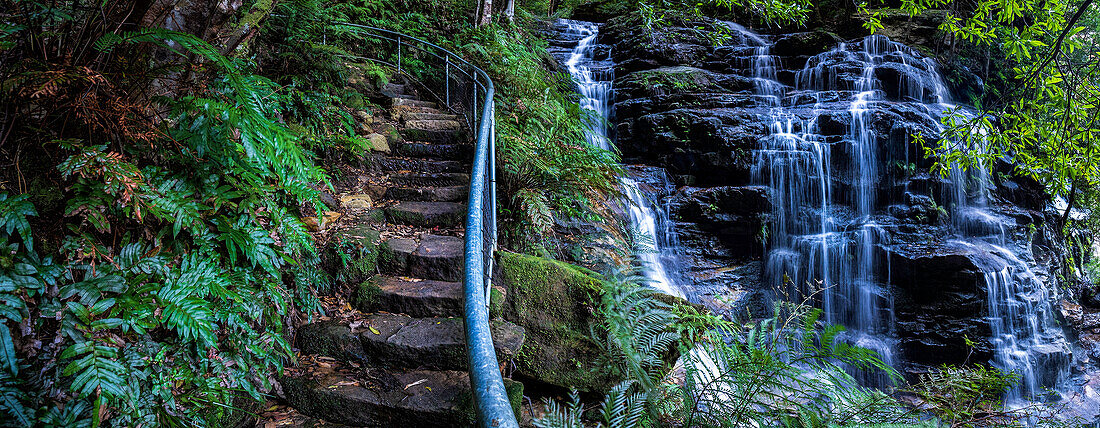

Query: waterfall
[729,26,1069,395]
[560,19,685,298]
[734,27,901,385]
[554,16,1071,405]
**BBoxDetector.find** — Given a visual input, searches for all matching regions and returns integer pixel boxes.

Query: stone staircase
[264,82,524,427]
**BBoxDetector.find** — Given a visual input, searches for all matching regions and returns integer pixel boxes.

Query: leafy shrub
[0,5,330,425]
[460,19,622,252]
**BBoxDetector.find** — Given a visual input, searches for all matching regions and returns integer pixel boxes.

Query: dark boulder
[888,240,1006,368]
[772,31,843,69]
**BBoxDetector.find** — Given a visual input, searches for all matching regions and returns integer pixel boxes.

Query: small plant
[892,160,918,177]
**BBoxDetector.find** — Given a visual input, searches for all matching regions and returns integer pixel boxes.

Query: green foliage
[460,21,623,252]
[912,365,1016,425]
[864,0,1100,230]
[596,271,680,394]
[627,0,812,27]
[0,3,331,425]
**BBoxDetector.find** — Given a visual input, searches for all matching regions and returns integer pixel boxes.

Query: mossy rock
[616,66,753,99]
[325,224,382,286]
[495,252,616,392]
[373,123,404,146]
[353,279,383,311]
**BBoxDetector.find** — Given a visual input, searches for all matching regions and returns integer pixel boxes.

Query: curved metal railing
[322,23,514,428]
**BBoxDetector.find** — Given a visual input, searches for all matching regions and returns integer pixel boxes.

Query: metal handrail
[320,22,513,428]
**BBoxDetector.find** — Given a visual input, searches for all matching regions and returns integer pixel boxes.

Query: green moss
[353,280,382,312]
[496,252,615,392]
[238,0,274,28]
[488,286,505,319]
[328,224,381,286]
[344,92,366,110]
[504,378,524,419]
[621,66,720,97]
[361,208,386,223]
[377,239,408,274]
[374,123,404,146]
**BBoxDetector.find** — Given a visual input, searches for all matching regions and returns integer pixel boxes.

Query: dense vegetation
[0,0,622,425]
[0,0,1097,426]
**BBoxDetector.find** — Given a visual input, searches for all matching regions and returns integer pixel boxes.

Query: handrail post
[445,56,451,109]
[397,35,403,74]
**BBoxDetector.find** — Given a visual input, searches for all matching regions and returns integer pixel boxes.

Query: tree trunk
[477,0,493,26]
[503,0,515,22]
[219,0,279,55]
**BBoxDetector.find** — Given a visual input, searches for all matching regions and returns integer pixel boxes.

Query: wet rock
[616,108,762,186]
[280,365,523,427]
[772,31,843,69]
[296,316,523,370]
[671,186,770,259]
[888,240,1007,367]
[615,66,754,100]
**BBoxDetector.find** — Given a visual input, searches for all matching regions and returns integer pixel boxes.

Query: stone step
[384,201,465,228]
[381,235,463,281]
[381,83,406,98]
[401,128,464,144]
[296,315,524,370]
[368,155,466,174]
[353,276,504,318]
[256,405,350,428]
[389,172,470,187]
[403,112,461,122]
[385,185,468,202]
[404,119,463,131]
[281,365,521,427]
[395,142,471,160]
[394,106,444,121]
[355,276,463,317]
[393,98,437,109]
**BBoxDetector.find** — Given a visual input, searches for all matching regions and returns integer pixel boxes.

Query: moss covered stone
[616,66,753,99]
[495,252,615,392]
[326,223,382,286]
[353,280,383,312]
[488,286,505,319]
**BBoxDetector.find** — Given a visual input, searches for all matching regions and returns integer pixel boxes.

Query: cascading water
[729,26,1069,395]
[559,19,684,298]
[732,27,901,385]
[553,16,1071,406]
